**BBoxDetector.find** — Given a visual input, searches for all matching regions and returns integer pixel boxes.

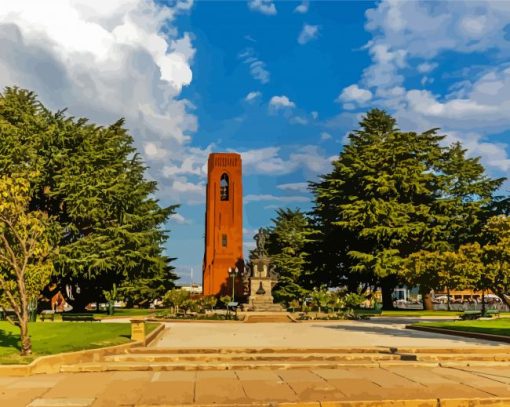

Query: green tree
[163,288,189,314]
[266,208,314,305]
[310,109,505,309]
[0,87,178,310]
[0,174,54,355]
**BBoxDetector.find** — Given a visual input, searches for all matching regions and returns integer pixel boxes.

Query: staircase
[243,313,293,323]
[59,346,510,373]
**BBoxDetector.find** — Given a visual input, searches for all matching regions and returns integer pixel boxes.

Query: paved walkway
[151,318,507,349]
[3,365,510,406]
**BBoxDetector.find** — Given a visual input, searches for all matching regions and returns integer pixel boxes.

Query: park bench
[484,309,500,318]
[40,310,55,321]
[61,313,97,322]
[459,310,482,320]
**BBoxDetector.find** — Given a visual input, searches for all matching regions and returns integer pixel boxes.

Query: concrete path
[151,318,507,349]
[3,365,510,406]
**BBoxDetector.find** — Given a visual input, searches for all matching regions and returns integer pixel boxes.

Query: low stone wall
[0,322,165,376]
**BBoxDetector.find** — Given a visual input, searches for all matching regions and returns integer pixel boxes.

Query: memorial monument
[242,228,283,312]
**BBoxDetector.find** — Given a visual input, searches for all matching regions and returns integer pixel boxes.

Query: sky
[1,0,510,285]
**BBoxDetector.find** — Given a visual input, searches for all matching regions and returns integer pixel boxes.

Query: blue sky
[1,1,510,284]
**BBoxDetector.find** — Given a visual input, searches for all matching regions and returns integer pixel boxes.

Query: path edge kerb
[406,324,510,343]
[136,397,510,406]
[0,322,165,377]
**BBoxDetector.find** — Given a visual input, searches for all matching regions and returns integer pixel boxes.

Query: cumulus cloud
[169,213,190,224]
[245,91,261,102]
[248,0,277,16]
[269,95,296,110]
[0,0,207,205]
[320,132,332,141]
[244,194,309,203]
[289,116,308,125]
[239,48,270,84]
[277,182,309,192]
[297,24,320,45]
[347,0,510,173]
[337,84,373,106]
[294,1,309,14]
[240,145,333,176]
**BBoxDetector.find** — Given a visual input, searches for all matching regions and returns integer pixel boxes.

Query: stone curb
[406,324,510,343]
[134,398,510,407]
[0,322,165,377]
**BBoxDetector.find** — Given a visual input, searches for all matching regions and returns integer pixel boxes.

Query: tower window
[220,173,229,201]
[222,234,228,247]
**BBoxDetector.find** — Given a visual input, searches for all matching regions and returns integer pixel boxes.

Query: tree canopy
[0,87,178,310]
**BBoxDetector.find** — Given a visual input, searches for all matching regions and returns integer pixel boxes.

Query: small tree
[201,295,217,312]
[163,288,189,314]
[0,175,54,355]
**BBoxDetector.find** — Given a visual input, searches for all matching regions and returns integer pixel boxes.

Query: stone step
[244,314,292,323]
[103,352,402,363]
[61,357,510,373]
[127,346,390,354]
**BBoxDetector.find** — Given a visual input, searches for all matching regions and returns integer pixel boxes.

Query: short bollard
[131,319,146,342]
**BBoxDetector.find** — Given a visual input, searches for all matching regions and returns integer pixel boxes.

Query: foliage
[219,295,231,308]
[0,87,178,310]
[163,289,189,313]
[200,295,217,311]
[0,174,55,355]
[266,208,314,304]
[309,109,506,309]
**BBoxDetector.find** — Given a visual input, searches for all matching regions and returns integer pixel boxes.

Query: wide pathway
[3,365,510,406]
[152,317,507,349]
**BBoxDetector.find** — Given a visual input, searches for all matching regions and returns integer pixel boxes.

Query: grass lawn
[414,318,510,337]
[92,308,161,319]
[0,321,159,365]
[381,310,510,317]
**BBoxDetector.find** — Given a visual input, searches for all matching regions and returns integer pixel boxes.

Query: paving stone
[195,374,247,404]
[0,388,50,407]
[136,381,194,405]
[43,373,111,398]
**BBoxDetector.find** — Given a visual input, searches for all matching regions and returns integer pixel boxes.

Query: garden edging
[0,322,164,376]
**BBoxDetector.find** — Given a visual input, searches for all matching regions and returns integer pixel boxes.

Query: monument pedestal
[248,277,284,312]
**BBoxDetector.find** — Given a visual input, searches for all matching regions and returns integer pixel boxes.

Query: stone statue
[253,227,268,258]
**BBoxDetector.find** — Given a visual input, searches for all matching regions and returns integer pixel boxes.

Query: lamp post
[229,267,238,302]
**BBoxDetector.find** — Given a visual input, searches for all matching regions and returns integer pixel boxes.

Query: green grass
[381,310,510,317]
[0,321,159,365]
[414,318,510,337]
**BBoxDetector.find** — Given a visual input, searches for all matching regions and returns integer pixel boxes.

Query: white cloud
[294,1,309,14]
[170,213,190,224]
[248,0,276,16]
[245,91,261,102]
[348,0,510,174]
[240,145,333,176]
[417,62,438,74]
[245,194,309,203]
[277,182,308,192]
[297,24,319,45]
[311,111,319,120]
[289,116,308,125]
[338,84,373,105]
[320,132,332,141]
[239,48,270,84]
[0,0,205,205]
[269,95,295,110]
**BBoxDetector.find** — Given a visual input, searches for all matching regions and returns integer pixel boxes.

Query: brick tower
[202,153,243,296]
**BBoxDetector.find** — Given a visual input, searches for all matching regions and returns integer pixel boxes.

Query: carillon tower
[202,153,243,296]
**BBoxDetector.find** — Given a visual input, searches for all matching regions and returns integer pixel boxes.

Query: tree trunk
[420,287,434,311]
[380,276,396,310]
[19,313,32,355]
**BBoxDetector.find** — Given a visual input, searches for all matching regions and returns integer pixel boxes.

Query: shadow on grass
[0,328,20,351]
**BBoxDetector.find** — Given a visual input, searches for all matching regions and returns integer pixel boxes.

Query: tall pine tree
[0,87,178,309]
